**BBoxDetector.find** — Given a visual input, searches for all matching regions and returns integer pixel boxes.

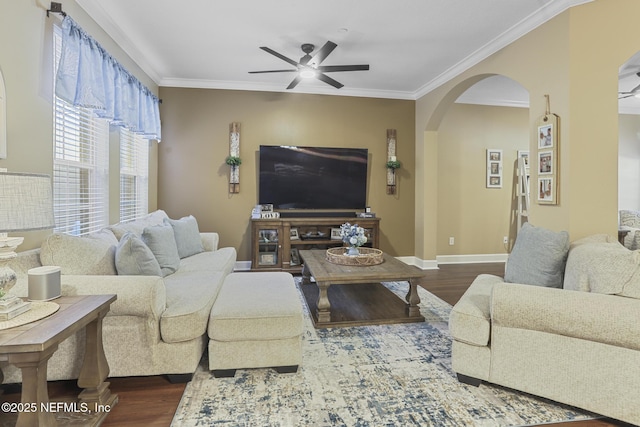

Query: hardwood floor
[0,263,631,426]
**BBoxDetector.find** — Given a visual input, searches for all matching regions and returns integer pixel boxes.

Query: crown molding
[413,0,593,100]
[159,78,416,100]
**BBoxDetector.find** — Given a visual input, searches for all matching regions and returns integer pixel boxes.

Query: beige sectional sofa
[2,210,237,383]
[449,224,640,425]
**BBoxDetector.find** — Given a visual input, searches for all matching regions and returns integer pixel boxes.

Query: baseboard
[436,253,508,264]
[396,256,438,270]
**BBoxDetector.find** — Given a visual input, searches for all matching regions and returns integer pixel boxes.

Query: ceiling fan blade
[249,69,298,74]
[619,93,635,99]
[317,65,370,73]
[287,75,302,90]
[316,73,344,89]
[308,41,337,67]
[259,47,300,67]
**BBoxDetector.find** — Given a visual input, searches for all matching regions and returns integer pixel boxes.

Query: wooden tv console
[251,216,380,273]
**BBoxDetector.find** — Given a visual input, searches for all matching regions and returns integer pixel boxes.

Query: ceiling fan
[619,72,640,99]
[248,41,369,90]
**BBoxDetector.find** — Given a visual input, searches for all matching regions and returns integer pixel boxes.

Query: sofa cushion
[142,224,181,277]
[178,247,237,276]
[563,242,640,298]
[449,274,502,347]
[109,210,169,240]
[115,232,162,276]
[159,248,237,343]
[164,215,204,258]
[504,223,569,288]
[161,271,225,343]
[40,230,117,275]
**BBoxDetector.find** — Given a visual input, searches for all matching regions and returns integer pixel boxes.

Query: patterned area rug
[171,281,594,426]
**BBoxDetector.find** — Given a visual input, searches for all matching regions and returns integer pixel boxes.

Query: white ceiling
[76,0,591,101]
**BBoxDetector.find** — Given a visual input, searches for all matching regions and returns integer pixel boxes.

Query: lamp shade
[0,172,55,232]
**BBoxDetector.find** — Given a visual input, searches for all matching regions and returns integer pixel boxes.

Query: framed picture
[330,228,342,240]
[486,149,503,188]
[518,150,529,168]
[538,177,553,202]
[537,124,554,149]
[260,204,273,212]
[290,228,299,240]
[538,151,553,175]
[290,248,300,266]
[259,253,277,265]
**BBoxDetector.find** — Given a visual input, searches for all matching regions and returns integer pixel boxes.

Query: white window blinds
[53,26,109,236]
[119,128,149,222]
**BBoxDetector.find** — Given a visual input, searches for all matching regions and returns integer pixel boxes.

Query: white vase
[346,246,360,256]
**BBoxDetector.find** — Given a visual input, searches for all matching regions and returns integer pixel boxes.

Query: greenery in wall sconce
[225,155,242,166]
[386,160,401,170]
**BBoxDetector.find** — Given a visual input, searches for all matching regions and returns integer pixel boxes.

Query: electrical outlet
[503,236,509,244]
[449,237,455,246]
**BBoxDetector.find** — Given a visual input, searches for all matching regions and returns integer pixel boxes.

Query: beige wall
[416,0,640,261]
[437,104,528,255]
[157,88,415,261]
[619,114,640,212]
[0,1,158,250]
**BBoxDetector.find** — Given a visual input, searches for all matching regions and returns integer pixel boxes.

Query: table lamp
[0,172,55,299]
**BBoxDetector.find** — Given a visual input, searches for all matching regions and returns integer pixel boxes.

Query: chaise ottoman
[208,272,304,378]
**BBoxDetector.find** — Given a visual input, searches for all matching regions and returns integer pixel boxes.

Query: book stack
[0,295,31,321]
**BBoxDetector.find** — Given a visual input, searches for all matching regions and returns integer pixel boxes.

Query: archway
[422,74,530,263]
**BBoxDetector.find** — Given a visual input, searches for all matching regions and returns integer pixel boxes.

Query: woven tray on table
[326,247,384,266]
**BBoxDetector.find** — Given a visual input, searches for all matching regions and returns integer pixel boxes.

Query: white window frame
[119,127,149,222]
[53,26,109,236]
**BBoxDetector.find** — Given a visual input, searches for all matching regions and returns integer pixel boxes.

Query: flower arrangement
[340,222,367,248]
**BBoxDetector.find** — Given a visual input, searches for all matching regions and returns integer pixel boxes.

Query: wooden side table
[0,294,117,427]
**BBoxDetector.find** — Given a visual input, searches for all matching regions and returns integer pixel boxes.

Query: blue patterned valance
[55,16,161,140]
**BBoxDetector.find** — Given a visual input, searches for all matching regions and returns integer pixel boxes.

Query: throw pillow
[563,242,640,296]
[164,215,204,258]
[504,222,570,288]
[620,210,640,228]
[40,232,117,275]
[115,232,162,276]
[109,210,170,240]
[142,224,181,277]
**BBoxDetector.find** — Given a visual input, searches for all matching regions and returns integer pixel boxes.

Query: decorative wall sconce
[226,122,241,193]
[386,129,400,194]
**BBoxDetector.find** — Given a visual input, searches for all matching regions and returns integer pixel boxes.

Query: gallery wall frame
[486,149,503,188]
[536,111,560,205]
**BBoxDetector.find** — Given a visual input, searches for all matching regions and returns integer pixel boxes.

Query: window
[119,128,149,222]
[53,26,109,236]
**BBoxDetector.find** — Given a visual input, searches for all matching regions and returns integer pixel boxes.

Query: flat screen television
[258,145,368,210]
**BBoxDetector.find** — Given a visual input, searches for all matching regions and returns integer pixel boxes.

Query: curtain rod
[47,2,66,18]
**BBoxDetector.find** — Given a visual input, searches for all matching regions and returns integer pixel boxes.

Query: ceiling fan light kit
[249,41,369,89]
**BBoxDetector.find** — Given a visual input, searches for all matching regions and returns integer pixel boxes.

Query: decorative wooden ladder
[517,156,530,231]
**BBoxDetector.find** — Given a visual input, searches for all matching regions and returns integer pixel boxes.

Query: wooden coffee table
[299,249,425,328]
[0,294,117,427]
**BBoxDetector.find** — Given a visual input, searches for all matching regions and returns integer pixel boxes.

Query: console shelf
[251,217,380,273]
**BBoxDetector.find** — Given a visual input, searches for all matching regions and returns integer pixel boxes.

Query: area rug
[171,281,595,426]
